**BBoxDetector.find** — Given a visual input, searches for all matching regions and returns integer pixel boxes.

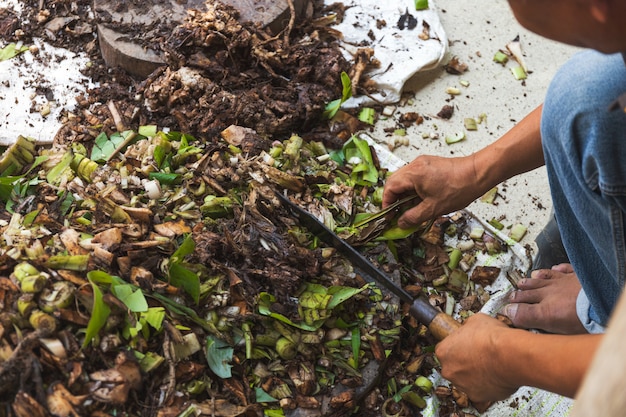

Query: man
[382,0,626,404]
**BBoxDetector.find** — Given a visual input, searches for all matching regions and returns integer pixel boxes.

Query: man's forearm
[472,105,545,192]
[496,329,601,398]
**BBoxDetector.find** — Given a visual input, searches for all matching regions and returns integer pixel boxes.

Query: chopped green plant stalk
[402,391,427,409]
[29,310,57,332]
[493,50,509,65]
[0,136,37,177]
[509,223,528,242]
[358,107,376,125]
[445,131,466,145]
[284,134,303,162]
[185,379,208,395]
[432,275,448,287]
[445,292,456,316]
[17,294,37,316]
[270,383,292,400]
[173,333,202,361]
[276,337,297,359]
[447,269,469,293]
[70,154,100,182]
[351,327,361,369]
[13,262,40,281]
[45,150,73,185]
[511,65,527,80]
[480,186,498,204]
[488,218,505,230]
[464,118,478,131]
[308,141,327,157]
[20,274,47,293]
[447,248,462,269]
[459,80,470,87]
[393,128,406,136]
[415,0,428,10]
[45,254,90,271]
[243,322,253,360]
[200,195,234,218]
[414,376,433,392]
[469,227,484,240]
[135,351,165,373]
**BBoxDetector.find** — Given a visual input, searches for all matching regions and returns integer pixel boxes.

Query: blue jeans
[541,50,626,333]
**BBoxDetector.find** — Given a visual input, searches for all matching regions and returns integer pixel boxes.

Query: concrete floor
[372,0,580,256]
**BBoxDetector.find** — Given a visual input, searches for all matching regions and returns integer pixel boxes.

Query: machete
[275,191,461,341]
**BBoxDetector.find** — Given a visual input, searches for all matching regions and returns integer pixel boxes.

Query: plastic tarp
[325,0,448,107]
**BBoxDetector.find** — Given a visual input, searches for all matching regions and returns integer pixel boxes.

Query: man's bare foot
[501,264,588,334]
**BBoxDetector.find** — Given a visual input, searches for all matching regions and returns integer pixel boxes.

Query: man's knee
[542,50,626,145]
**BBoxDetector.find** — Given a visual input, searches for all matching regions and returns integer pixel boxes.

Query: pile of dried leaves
[0,1,510,416]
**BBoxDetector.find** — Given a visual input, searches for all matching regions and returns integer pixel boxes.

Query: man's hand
[434,313,520,403]
[382,154,484,228]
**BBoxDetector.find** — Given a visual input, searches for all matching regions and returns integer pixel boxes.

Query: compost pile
[0,1,505,416]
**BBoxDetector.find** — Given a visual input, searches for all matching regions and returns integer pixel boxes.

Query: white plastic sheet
[325,0,448,107]
[0,0,93,146]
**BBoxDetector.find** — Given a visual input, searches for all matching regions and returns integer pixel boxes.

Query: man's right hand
[382,154,485,228]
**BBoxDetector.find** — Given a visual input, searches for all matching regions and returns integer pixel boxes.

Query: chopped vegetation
[0,1,520,416]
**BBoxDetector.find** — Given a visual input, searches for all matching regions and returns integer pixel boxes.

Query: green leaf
[27,155,48,174]
[58,191,75,215]
[169,263,200,304]
[138,125,158,137]
[323,98,342,120]
[90,130,137,162]
[340,71,352,102]
[153,145,167,168]
[205,335,234,378]
[326,285,369,309]
[264,409,286,417]
[86,270,125,285]
[328,149,345,165]
[148,292,217,333]
[0,43,29,61]
[83,279,112,348]
[394,384,413,402]
[343,136,379,185]
[142,307,166,330]
[254,387,279,403]
[46,151,73,184]
[358,107,375,125]
[22,209,39,227]
[149,172,182,185]
[0,176,20,202]
[323,72,352,119]
[111,283,149,312]
[376,224,420,241]
[171,235,196,263]
[258,292,319,331]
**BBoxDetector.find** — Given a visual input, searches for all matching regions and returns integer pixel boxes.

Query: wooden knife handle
[428,312,462,341]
